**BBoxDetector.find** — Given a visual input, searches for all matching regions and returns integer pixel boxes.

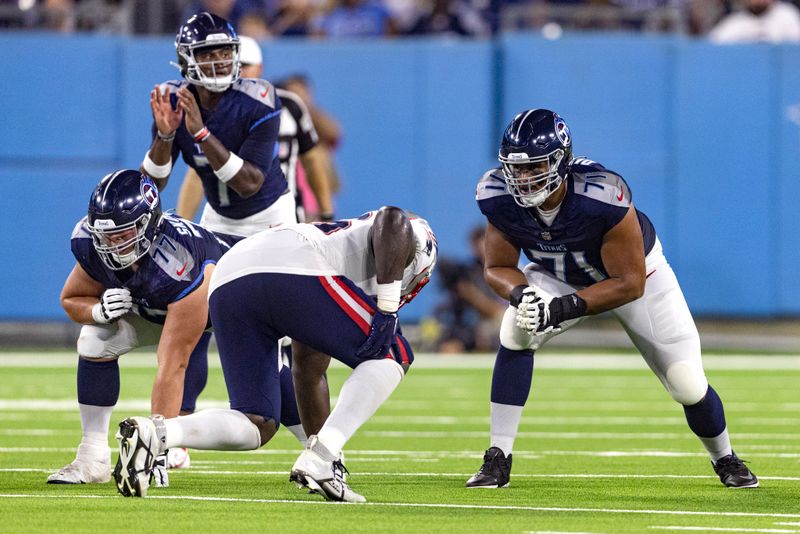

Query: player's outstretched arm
[483,222,527,301]
[577,204,646,314]
[150,263,214,418]
[176,167,205,221]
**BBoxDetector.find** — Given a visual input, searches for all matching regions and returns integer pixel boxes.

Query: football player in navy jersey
[113,208,437,502]
[47,170,244,486]
[176,36,334,225]
[143,12,294,237]
[467,109,758,489]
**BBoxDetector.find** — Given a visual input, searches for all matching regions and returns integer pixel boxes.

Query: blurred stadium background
[1,0,800,351]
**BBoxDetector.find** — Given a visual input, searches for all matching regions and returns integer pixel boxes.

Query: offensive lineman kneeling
[114,207,437,501]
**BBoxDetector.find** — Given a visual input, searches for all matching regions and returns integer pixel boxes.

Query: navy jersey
[71,213,241,325]
[476,159,656,287]
[155,79,287,220]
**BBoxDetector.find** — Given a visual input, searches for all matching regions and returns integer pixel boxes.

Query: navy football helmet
[175,12,240,92]
[499,109,573,208]
[87,170,163,270]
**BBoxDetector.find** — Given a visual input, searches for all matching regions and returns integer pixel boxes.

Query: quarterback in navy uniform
[176,36,334,225]
[467,109,758,489]
[143,12,295,237]
[113,207,437,502]
[47,170,246,485]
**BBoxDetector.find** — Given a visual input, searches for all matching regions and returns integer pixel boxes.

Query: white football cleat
[167,447,191,469]
[290,435,365,503]
[47,459,111,484]
[113,416,162,497]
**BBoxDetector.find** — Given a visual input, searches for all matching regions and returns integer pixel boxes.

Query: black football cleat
[713,452,759,488]
[466,447,512,488]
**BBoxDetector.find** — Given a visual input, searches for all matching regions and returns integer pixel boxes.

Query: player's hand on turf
[512,285,560,335]
[355,310,398,359]
[150,85,183,138]
[177,87,204,135]
[91,288,133,324]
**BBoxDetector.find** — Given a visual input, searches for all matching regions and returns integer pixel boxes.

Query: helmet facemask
[89,212,156,270]
[177,40,240,93]
[500,149,565,208]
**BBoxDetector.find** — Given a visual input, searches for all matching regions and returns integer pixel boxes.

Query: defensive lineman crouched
[466,109,757,490]
[114,207,437,501]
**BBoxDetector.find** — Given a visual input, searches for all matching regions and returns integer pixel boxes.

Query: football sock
[165,409,261,451]
[683,385,732,461]
[181,332,210,413]
[488,347,534,456]
[75,358,118,461]
[316,359,404,457]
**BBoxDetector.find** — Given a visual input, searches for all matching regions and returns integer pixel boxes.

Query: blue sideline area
[1,32,799,320]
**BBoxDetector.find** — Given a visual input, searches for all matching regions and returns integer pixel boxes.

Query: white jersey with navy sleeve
[209,211,437,302]
[476,159,656,287]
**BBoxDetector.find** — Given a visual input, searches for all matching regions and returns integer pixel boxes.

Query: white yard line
[1,493,800,518]
[650,527,799,533]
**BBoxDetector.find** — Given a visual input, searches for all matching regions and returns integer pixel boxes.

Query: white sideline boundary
[0,352,798,370]
[1,493,800,518]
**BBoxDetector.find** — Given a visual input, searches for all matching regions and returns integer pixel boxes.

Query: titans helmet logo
[554,115,571,147]
[141,178,159,209]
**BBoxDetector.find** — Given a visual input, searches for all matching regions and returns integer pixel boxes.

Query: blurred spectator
[238,10,272,37]
[709,0,800,43]
[312,0,396,38]
[280,73,344,201]
[182,0,276,30]
[433,226,505,353]
[42,0,75,31]
[408,0,490,37]
[270,0,317,35]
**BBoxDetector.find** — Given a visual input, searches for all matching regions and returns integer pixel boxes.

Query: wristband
[509,284,528,308]
[376,280,402,313]
[192,126,210,143]
[142,152,172,179]
[156,130,176,142]
[214,152,244,183]
[549,293,588,326]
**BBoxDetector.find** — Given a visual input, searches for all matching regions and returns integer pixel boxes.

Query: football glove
[355,310,398,360]
[514,286,560,335]
[91,287,133,324]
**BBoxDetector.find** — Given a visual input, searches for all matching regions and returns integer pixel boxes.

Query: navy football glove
[355,310,398,360]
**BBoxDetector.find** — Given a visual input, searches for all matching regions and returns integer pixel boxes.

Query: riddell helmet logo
[554,115,571,147]
[141,179,159,208]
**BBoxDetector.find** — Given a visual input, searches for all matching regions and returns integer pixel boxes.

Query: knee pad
[77,334,120,361]
[664,360,708,405]
[499,306,533,351]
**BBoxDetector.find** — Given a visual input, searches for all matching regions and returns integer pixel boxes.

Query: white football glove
[515,286,561,335]
[91,287,133,324]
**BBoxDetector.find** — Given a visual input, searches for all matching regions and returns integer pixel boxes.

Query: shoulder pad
[71,216,90,239]
[232,78,277,108]
[571,165,632,207]
[476,168,508,201]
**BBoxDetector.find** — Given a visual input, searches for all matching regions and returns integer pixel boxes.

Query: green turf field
[0,351,798,533]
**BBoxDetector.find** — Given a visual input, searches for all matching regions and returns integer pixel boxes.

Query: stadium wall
[1,32,798,320]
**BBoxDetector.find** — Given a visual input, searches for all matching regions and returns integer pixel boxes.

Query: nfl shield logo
[541,231,552,241]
